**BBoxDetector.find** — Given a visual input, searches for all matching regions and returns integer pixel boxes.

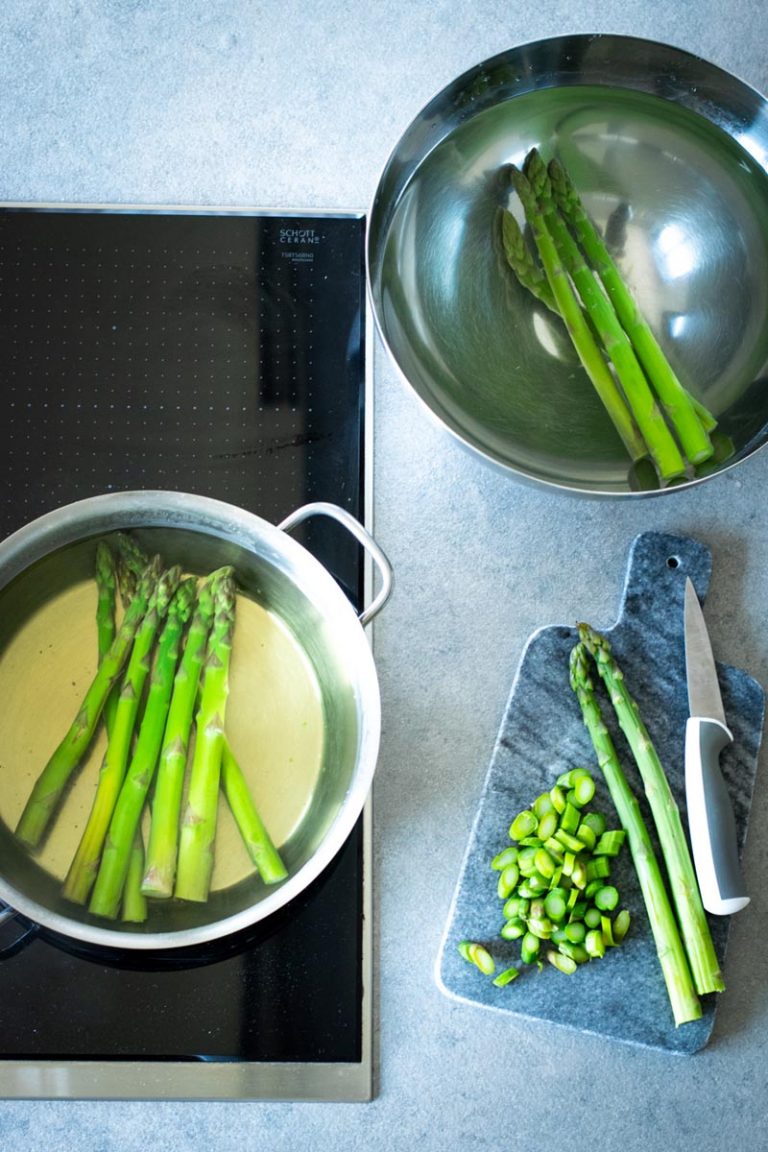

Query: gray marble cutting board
[437,531,765,1053]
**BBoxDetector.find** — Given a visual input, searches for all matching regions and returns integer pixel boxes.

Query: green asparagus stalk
[221,739,288,885]
[95,541,119,738]
[62,564,183,905]
[88,577,197,919]
[508,165,648,466]
[140,569,229,898]
[578,623,724,995]
[15,556,163,850]
[499,207,558,314]
[569,643,702,1025]
[524,150,688,483]
[548,157,716,464]
[114,531,152,607]
[95,541,118,662]
[174,569,237,902]
[122,829,148,923]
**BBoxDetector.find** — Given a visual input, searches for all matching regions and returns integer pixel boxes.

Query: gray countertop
[2,2,768,1149]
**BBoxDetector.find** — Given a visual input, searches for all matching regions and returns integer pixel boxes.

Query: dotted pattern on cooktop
[0,210,365,539]
[0,210,367,1065]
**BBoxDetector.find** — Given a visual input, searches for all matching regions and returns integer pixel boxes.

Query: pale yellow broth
[0,579,324,890]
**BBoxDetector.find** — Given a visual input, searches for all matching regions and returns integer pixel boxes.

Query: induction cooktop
[0,204,374,1101]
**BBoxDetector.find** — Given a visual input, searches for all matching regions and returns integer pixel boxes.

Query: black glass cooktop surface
[0,206,371,1100]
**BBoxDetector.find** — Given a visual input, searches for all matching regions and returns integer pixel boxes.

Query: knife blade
[683,577,749,915]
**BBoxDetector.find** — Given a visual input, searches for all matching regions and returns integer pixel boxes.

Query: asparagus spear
[507,165,648,466]
[569,643,702,1025]
[524,149,688,483]
[121,829,148,924]
[95,541,119,738]
[95,541,118,662]
[62,564,183,905]
[88,577,197,919]
[114,531,152,607]
[548,157,716,463]
[174,569,237,902]
[578,623,724,996]
[499,207,558,314]
[140,569,229,898]
[221,739,288,885]
[15,556,163,850]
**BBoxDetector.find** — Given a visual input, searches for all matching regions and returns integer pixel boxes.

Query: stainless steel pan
[0,490,392,950]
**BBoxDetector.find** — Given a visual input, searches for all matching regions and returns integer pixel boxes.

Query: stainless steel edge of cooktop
[0,203,375,1103]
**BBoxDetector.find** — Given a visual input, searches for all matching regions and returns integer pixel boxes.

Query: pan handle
[0,901,38,957]
[278,502,393,628]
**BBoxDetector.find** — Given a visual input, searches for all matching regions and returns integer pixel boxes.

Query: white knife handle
[685,716,749,916]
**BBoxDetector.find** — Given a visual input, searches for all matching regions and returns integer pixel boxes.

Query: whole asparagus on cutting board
[577,623,724,997]
[569,643,702,1025]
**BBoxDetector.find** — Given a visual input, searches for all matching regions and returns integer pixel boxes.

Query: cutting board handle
[614,531,713,633]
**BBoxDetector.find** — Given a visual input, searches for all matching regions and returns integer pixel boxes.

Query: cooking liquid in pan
[0,575,324,893]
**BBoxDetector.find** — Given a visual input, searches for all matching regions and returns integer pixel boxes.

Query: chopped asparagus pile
[15,535,287,923]
[499,148,732,486]
[459,768,631,983]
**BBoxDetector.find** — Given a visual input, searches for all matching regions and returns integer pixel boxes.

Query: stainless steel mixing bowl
[367,34,768,495]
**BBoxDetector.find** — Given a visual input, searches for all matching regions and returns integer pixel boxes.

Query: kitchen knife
[684,577,749,915]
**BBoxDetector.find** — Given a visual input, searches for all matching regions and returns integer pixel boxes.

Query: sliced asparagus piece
[89,578,197,919]
[15,556,162,850]
[578,623,724,996]
[570,643,702,1025]
[62,564,183,905]
[174,569,237,902]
